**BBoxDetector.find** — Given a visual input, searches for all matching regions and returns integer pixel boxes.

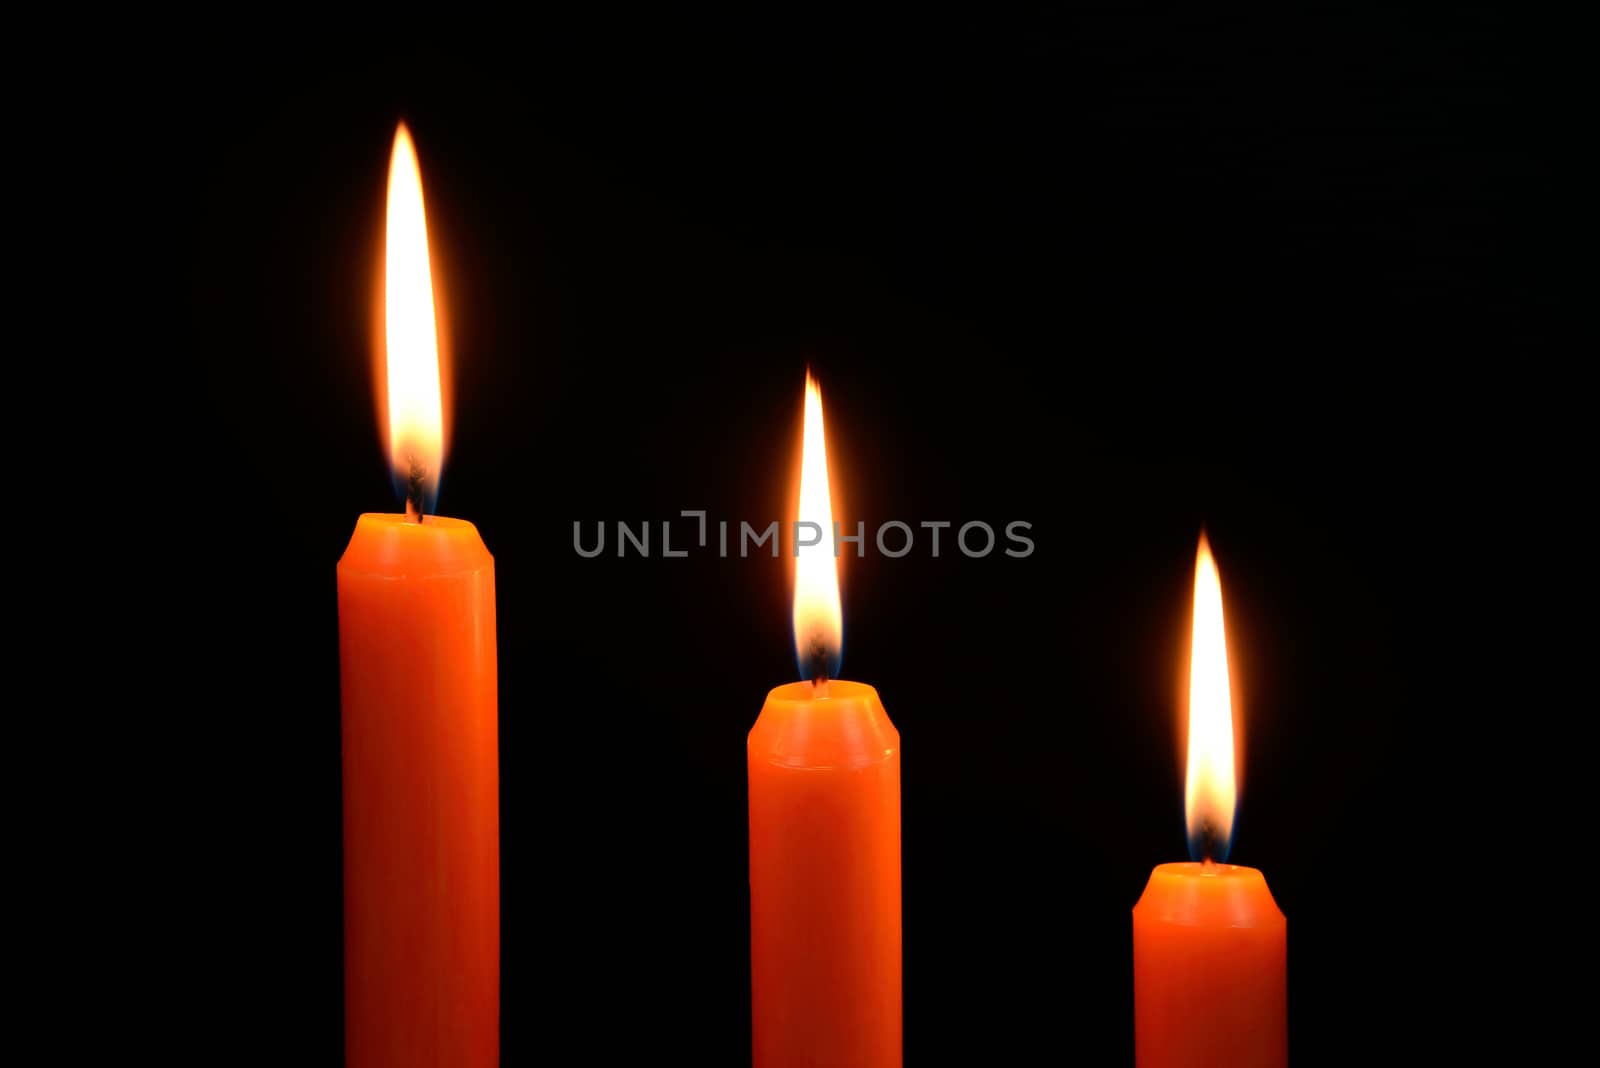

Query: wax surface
[748,680,901,1068]
[1133,862,1287,1068]
[338,513,498,1068]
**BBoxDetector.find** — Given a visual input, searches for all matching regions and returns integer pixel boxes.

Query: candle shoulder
[749,680,898,771]
[1133,862,1285,929]
[338,513,493,579]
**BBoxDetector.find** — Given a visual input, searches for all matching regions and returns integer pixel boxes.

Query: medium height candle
[338,123,499,1068]
[1133,534,1286,1068]
[748,372,902,1068]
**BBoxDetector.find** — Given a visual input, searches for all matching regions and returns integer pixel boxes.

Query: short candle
[1133,534,1286,1068]
[337,124,499,1068]
[748,372,902,1068]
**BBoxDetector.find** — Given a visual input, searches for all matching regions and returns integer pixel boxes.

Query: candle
[748,372,902,1068]
[338,123,499,1068]
[1133,534,1286,1067]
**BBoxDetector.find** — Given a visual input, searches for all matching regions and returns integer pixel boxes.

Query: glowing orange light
[384,122,444,515]
[1185,533,1237,862]
[792,371,843,681]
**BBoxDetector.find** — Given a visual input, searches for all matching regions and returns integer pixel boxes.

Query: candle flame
[1185,533,1237,863]
[384,122,444,517]
[792,371,843,682]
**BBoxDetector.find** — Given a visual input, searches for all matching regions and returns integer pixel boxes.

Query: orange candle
[1133,534,1286,1068]
[338,124,498,1068]
[748,373,902,1068]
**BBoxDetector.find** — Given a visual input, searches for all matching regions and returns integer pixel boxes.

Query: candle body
[338,514,498,1068]
[1133,862,1286,1068]
[748,681,901,1068]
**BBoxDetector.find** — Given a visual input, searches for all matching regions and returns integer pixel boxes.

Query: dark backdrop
[182,16,1555,1065]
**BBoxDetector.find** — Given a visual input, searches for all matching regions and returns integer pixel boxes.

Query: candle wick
[405,454,426,524]
[1191,820,1228,868]
[803,635,831,695]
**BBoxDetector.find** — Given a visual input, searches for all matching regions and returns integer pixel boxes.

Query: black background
[182,15,1558,1065]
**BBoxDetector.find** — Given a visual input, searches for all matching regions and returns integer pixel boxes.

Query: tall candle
[338,123,499,1068]
[748,373,902,1068]
[1133,534,1286,1067]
